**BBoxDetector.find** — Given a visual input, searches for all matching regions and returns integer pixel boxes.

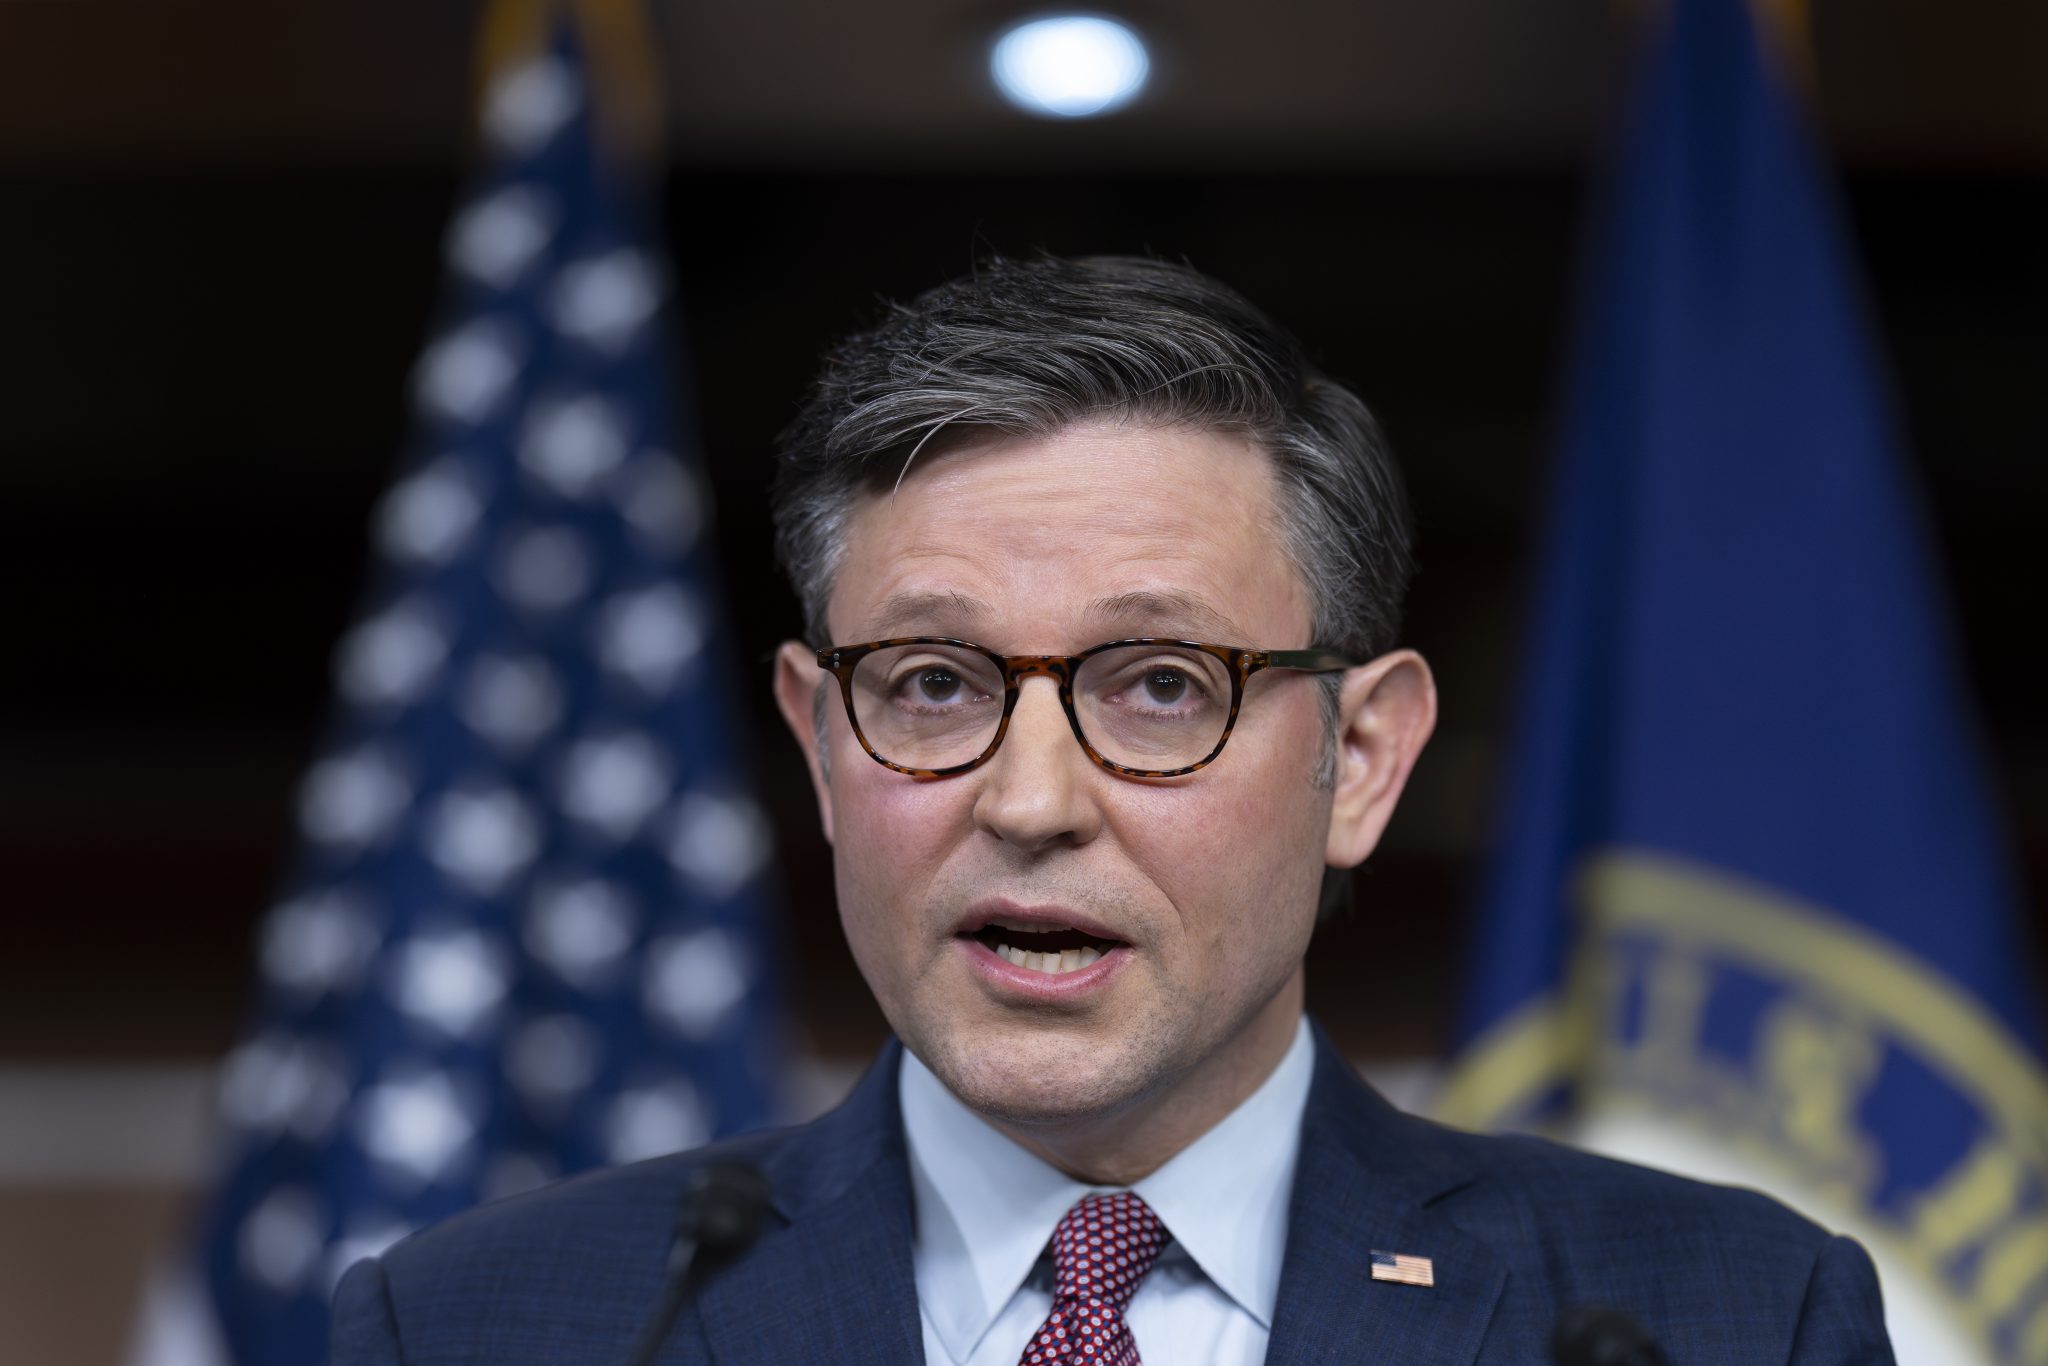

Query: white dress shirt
[899,1016,1315,1366]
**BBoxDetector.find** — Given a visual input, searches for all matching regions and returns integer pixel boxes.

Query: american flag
[1369,1251,1436,1287]
[181,21,783,1365]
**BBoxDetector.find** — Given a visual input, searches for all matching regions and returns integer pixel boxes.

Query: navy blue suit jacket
[332,1026,1894,1363]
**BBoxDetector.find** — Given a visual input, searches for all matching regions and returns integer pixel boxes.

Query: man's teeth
[994,943,1104,974]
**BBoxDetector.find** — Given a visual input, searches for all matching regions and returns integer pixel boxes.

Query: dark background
[2,2,2043,1067]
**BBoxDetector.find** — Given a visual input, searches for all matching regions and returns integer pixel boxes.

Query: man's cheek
[831,776,965,908]
[1119,781,1281,905]
[835,767,958,835]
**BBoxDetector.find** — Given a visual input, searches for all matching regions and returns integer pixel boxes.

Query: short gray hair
[772,255,1415,673]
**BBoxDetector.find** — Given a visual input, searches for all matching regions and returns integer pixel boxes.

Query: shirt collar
[1131,1016,1314,1328]
[900,1017,1315,1363]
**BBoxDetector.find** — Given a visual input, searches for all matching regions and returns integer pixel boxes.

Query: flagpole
[474,0,665,174]
[572,0,666,171]
[473,0,550,111]
[1748,0,1816,90]
[1617,0,1817,87]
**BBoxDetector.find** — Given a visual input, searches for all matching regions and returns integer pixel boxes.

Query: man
[333,255,1894,1363]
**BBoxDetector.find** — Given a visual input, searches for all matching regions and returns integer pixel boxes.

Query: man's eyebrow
[858,589,993,638]
[1085,590,1248,642]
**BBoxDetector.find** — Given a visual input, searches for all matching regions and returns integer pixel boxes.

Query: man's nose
[971,675,1104,852]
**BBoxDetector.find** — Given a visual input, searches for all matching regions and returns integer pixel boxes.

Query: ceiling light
[990,15,1151,119]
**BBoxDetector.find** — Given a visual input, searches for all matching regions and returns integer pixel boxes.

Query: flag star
[239,1186,328,1294]
[298,746,412,849]
[551,249,663,353]
[338,599,449,708]
[644,929,752,1039]
[356,1071,477,1183]
[483,55,579,153]
[524,878,638,989]
[423,786,542,893]
[559,731,672,840]
[602,1081,710,1164]
[506,1014,599,1108]
[596,583,704,695]
[496,524,595,612]
[260,890,380,998]
[616,450,704,555]
[413,317,523,424]
[378,459,485,565]
[666,792,773,899]
[447,184,558,287]
[458,654,565,751]
[219,1035,349,1139]
[218,1035,292,1131]
[388,929,510,1038]
[520,394,630,497]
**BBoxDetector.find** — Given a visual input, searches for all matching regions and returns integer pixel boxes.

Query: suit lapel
[688,1027,1505,1365]
[692,1042,926,1366]
[1264,1026,1506,1366]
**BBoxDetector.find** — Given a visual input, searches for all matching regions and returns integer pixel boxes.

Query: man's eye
[916,668,962,702]
[1142,669,1190,705]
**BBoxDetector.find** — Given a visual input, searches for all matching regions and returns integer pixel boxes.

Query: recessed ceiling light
[990,15,1151,119]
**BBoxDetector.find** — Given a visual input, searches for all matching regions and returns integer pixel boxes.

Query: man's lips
[955,934,1131,998]
[952,899,1133,998]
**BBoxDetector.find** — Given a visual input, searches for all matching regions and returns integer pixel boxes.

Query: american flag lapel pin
[1369,1250,1435,1287]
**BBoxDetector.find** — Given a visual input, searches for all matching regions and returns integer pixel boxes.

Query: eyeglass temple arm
[1261,647,1360,674]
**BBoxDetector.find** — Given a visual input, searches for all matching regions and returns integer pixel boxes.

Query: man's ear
[1325,649,1436,870]
[773,641,834,845]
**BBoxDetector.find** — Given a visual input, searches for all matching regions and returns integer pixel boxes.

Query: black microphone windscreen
[680,1159,772,1253]
[1551,1304,1669,1366]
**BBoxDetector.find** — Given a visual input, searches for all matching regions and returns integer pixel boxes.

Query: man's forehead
[855,586,1253,644]
[825,423,1307,647]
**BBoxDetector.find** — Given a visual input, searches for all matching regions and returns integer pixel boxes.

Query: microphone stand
[621,1160,771,1366]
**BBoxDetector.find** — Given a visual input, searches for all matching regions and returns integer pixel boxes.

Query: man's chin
[918,1024,1171,1129]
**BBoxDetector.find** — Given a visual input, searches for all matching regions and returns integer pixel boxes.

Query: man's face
[780,422,1340,1127]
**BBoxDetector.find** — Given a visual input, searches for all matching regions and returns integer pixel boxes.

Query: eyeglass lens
[848,643,1234,771]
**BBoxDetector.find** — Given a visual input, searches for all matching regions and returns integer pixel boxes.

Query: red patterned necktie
[1017,1191,1168,1366]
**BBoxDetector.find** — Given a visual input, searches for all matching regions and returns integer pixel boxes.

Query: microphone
[1551,1305,1670,1366]
[622,1159,772,1366]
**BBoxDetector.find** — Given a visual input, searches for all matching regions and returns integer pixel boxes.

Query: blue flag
[1436,1,2047,1359]
[187,20,782,1364]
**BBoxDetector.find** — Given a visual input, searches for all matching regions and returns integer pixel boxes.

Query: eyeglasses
[815,637,1359,778]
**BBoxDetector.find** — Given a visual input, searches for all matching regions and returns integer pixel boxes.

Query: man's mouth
[962,919,1127,976]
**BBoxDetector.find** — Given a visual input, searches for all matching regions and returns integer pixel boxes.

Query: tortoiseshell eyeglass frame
[814,637,1360,779]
